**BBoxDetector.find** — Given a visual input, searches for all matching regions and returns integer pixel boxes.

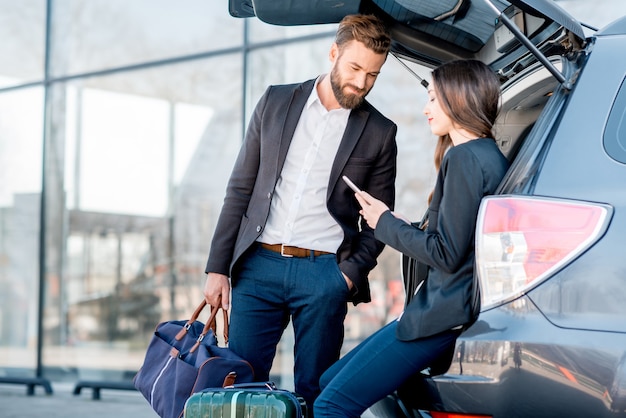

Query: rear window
[604,77,626,163]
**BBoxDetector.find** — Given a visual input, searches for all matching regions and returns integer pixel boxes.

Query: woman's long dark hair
[428,60,501,203]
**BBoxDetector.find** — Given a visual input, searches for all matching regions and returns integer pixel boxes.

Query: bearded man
[203,14,397,410]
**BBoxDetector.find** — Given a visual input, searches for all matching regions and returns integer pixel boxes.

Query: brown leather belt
[260,243,333,258]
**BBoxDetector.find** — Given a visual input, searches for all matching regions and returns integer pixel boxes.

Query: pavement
[0,381,380,418]
[0,381,159,418]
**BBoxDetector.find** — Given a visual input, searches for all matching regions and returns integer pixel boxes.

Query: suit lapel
[272,80,371,198]
[275,80,316,179]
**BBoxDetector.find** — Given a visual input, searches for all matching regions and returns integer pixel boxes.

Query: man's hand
[203,272,231,310]
[342,272,354,291]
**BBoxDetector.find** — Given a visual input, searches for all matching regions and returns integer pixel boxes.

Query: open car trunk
[229,0,585,75]
[228,0,588,164]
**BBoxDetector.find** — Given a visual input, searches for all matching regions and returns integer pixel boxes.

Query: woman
[313,59,510,418]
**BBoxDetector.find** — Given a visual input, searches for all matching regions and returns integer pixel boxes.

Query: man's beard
[330,66,369,109]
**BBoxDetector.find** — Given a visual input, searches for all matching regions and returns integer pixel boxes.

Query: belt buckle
[280,244,293,257]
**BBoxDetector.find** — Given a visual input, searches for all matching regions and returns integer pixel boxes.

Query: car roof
[229,0,586,79]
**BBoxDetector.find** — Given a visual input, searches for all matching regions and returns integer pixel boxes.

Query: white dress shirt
[258,75,350,253]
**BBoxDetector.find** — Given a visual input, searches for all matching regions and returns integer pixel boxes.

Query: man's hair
[335,14,391,55]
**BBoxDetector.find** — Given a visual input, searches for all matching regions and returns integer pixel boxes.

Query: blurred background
[1,0,624,392]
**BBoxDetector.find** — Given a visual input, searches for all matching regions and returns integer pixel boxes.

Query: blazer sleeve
[374,145,485,273]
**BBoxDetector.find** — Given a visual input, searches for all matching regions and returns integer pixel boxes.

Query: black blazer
[375,138,509,340]
[205,79,398,304]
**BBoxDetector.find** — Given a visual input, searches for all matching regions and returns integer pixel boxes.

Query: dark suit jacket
[374,138,509,340]
[205,78,397,304]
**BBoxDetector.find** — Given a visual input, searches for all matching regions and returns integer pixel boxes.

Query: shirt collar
[306,75,351,115]
[305,75,325,110]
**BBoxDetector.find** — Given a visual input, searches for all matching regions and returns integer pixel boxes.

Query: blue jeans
[314,320,460,418]
[228,245,349,409]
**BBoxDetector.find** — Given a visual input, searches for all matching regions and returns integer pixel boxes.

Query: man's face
[329,40,387,109]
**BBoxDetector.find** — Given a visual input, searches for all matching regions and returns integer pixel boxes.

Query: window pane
[42,54,243,379]
[72,87,170,216]
[246,38,333,121]
[50,0,243,77]
[0,0,46,88]
[0,87,44,374]
[556,0,626,29]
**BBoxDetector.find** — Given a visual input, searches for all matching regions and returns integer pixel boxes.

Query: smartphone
[342,175,362,193]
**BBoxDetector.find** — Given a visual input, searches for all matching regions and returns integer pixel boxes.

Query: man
[203,14,397,409]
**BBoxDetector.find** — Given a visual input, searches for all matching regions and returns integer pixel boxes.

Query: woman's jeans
[314,320,460,418]
[228,245,349,411]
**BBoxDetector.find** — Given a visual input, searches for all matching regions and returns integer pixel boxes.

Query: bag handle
[174,299,230,351]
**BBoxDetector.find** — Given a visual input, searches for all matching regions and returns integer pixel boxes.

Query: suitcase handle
[225,381,278,391]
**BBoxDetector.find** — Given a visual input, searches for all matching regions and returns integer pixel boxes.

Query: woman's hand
[356,192,410,229]
[355,191,390,229]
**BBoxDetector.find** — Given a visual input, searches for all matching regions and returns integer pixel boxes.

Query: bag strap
[174,299,230,351]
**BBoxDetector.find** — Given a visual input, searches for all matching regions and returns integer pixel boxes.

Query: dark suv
[229,0,626,416]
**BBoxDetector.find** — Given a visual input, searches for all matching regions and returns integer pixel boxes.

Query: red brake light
[476,196,610,309]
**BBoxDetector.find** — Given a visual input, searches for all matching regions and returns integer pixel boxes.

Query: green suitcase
[184,382,307,418]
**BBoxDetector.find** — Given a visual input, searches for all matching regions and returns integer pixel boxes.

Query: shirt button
[256,225,262,232]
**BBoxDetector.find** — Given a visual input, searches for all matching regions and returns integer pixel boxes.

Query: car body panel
[398,298,626,417]
[525,29,626,334]
[416,25,626,416]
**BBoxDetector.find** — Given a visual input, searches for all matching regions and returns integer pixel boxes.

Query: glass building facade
[0,0,435,387]
[1,0,623,388]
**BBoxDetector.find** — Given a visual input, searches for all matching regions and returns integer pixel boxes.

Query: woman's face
[423,86,453,137]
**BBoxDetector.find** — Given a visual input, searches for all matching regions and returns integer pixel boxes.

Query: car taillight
[476,196,611,309]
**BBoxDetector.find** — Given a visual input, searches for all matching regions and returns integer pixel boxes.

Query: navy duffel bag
[134,300,254,418]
